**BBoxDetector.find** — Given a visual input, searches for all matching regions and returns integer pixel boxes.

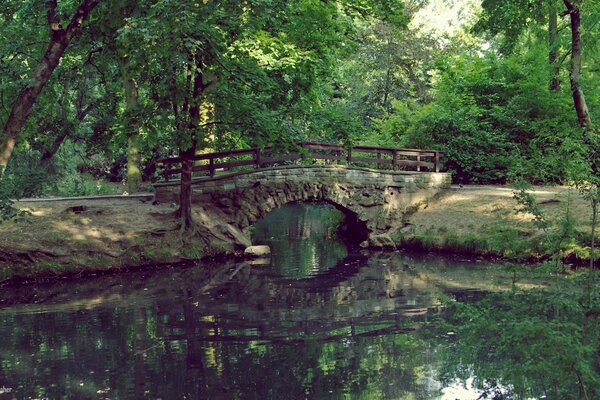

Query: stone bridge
[154,165,451,250]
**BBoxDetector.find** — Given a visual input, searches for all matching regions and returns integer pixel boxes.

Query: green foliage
[514,186,580,269]
[0,159,32,223]
[472,0,549,54]
[49,140,117,196]
[396,49,587,184]
[1,150,48,198]
[1,0,597,192]
[0,198,22,223]
[436,283,600,399]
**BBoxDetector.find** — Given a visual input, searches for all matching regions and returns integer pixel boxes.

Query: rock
[360,233,396,249]
[244,245,271,258]
[400,224,414,234]
[246,257,271,266]
[224,225,252,248]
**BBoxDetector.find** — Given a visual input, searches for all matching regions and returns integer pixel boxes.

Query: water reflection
[0,253,502,400]
[251,202,349,278]
[1,202,596,399]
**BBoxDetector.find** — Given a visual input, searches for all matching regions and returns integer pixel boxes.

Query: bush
[1,149,47,198]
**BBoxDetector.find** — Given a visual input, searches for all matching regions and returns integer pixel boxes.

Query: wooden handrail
[157,142,444,180]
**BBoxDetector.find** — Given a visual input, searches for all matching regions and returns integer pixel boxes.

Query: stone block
[360,233,396,249]
[244,245,271,257]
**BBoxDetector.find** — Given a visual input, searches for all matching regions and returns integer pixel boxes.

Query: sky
[411,0,480,35]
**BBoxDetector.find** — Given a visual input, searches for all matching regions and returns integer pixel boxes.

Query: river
[0,202,597,399]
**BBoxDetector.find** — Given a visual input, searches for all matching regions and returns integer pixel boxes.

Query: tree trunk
[124,77,142,193]
[178,147,195,232]
[548,3,560,92]
[383,67,391,110]
[564,1,598,270]
[177,52,206,232]
[591,197,597,269]
[40,130,70,167]
[563,0,592,129]
[0,0,100,175]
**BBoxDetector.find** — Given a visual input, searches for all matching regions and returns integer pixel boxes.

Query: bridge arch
[154,165,450,250]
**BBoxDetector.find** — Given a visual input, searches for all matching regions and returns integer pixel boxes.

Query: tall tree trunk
[564,1,597,269]
[178,146,196,231]
[177,52,206,232]
[548,3,560,92]
[0,0,100,175]
[382,66,391,110]
[382,37,392,109]
[124,77,142,193]
[563,0,592,129]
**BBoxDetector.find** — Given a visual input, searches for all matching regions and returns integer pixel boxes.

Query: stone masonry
[154,165,451,251]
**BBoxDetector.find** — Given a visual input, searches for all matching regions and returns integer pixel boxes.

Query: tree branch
[558,48,572,66]
[65,0,101,41]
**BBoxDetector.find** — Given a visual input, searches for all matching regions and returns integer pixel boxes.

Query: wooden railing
[157,142,443,180]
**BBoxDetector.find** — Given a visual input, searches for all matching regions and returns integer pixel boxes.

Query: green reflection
[0,251,597,399]
[425,272,600,400]
[251,202,349,278]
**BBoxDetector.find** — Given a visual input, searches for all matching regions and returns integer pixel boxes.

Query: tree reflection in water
[251,202,352,279]
[0,202,598,399]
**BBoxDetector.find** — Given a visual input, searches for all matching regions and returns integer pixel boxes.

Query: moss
[182,244,203,259]
[143,246,178,261]
[122,249,141,264]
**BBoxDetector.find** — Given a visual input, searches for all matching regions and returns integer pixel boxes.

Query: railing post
[377,151,381,169]
[392,150,397,171]
[347,148,352,165]
[255,147,261,168]
[416,153,421,172]
[435,151,440,173]
[209,156,215,177]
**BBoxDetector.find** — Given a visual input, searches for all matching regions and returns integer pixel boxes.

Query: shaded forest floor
[0,185,595,283]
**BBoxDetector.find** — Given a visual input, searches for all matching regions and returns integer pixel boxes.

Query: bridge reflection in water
[0,200,513,399]
[0,252,461,399]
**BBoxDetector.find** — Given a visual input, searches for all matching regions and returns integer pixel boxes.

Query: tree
[118,0,407,231]
[562,0,592,130]
[0,0,100,175]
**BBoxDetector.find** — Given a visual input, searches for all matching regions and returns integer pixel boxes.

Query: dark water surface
[0,203,590,399]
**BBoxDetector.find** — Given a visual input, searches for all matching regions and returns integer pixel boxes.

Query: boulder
[360,233,396,249]
[244,245,271,258]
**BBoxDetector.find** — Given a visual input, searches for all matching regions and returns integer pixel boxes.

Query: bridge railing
[157,142,443,180]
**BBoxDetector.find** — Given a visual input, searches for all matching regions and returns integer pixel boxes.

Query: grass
[398,186,597,264]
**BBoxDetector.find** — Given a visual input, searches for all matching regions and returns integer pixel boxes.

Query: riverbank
[398,185,595,264]
[0,185,595,283]
[0,196,243,283]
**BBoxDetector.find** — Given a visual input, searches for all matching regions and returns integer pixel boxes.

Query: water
[0,203,597,399]
[250,202,350,278]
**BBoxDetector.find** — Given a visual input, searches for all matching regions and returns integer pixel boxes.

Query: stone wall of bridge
[154,165,451,250]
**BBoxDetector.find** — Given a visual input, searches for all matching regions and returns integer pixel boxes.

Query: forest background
[0,0,598,200]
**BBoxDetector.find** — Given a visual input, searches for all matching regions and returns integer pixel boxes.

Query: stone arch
[249,196,370,246]
[217,180,371,232]
[153,165,451,251]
